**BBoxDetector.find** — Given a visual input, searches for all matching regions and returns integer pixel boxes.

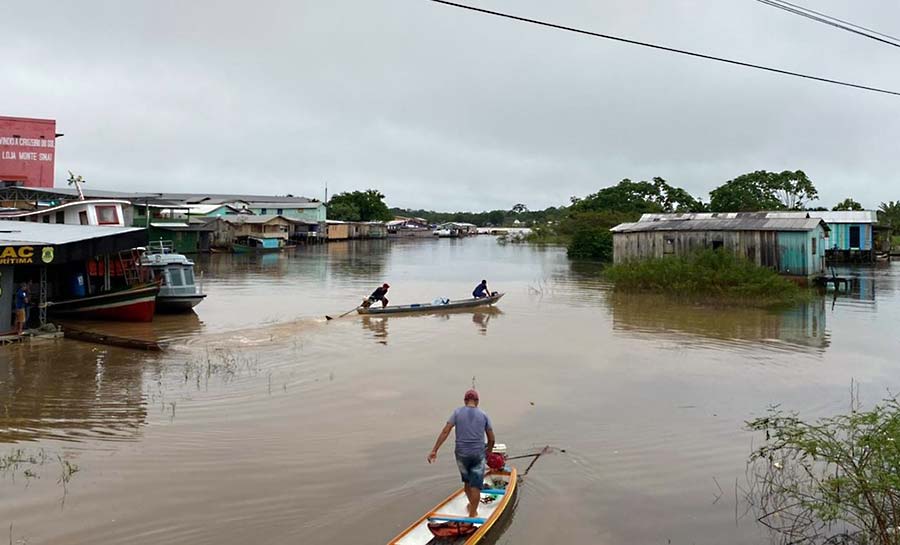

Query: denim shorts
[455,453,485,488]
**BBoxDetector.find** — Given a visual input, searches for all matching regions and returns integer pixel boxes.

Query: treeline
[388,205,567,227]
[327,173,900,261]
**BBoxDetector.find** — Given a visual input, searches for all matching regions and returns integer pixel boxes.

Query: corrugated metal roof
[640,211,877,224]
[612,217,827,233]
[245,202,322,209]
[0,187,318,205]
[0,222,145,245]
[222,214,293,224]
[770,211,878,223]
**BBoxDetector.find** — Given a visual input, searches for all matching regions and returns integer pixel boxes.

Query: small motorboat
[387,466,517,544]
[358,293,504,315]
[140,241,206,312]
[233,236,284,253]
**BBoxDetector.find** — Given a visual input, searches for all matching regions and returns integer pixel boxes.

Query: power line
[755,0,900,49]
[429,0,900,97]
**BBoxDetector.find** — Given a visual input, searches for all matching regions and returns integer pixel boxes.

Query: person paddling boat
[361,283,390,308]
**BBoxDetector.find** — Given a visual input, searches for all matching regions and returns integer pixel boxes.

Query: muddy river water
[1,237,898,544]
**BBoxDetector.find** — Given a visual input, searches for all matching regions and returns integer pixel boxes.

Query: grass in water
[605,250,810,307]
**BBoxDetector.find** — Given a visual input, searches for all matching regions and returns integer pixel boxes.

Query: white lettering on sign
[0,137,54,148]
[0,135,56,162]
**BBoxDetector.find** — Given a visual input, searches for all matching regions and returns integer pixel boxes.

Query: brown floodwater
[1,237,898,544]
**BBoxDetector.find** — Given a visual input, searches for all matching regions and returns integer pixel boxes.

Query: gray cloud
[3,0,899,211]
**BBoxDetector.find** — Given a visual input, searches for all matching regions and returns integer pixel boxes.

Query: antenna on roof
[66,171,86,201]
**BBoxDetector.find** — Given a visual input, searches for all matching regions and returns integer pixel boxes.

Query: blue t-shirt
[473,283,487,297]
[15,288,28,310]
[448,406,492,457]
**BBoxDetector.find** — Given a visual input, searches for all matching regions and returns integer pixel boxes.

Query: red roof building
[0,116,58,188]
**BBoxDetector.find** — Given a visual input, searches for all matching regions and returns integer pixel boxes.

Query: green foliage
[571,177,705,215]
[389,206,567,227]
[328,190,392,222]
[563,214,614,260]
[605,250,807,307]
[746,396,900,544]
[878,201,900,235]
[709,170,818,212]
[833,197,864,211]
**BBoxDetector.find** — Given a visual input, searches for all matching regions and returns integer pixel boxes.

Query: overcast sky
[3,0,899,211]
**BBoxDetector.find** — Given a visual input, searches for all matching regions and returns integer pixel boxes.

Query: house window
[55,211,65,224]
[42,215,50,223]
[95,205,119,225]
[277,208,283,215]
[664,237,675,254]
[712,240,724,250]
[260,208,267,215]
[811,237,817,255]
[79,211,89,225]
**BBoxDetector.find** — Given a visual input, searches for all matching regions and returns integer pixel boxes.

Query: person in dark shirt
[472,279,490,299]
[14,283,29,335]
[363,283,390,308]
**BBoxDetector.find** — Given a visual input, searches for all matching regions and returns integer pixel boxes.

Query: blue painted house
[769,211,878,263]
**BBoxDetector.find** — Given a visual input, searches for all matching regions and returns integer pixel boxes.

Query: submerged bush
[746,396,900,545]
[604,249,807,306]
[563,212,629,260]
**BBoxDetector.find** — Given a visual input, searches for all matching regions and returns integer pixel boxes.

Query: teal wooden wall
[777,226,826,276]
[826,223,872,251]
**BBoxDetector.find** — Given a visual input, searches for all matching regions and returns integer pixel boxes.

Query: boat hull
[387,467,518,545]
[156,294,206,313]
[359,293,504,315]
[49,284,159,322]
[233,244,282,254]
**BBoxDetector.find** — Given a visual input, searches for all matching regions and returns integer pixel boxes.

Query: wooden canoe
[387,467,517,545]
[358,293,504,315]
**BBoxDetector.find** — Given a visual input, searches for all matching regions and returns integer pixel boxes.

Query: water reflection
[0,344,148,443]
[608,292,830,353]
[359,307,503,344]
[58,312,205,344]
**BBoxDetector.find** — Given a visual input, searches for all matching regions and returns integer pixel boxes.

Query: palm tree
[878,201,900,234]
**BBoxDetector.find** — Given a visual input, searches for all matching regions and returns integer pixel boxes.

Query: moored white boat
[140,241,206,312]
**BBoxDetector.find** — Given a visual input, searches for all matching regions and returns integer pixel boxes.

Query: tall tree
[709,170,818,212]
[511,203,528,214]
[327,189,392,222]
[832,197,864,211]
[572,178,704,216]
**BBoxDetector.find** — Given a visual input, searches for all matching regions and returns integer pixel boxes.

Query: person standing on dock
[472,279,490,299]
[362,283,390,308]
[427,389,496,519]
[14,282,29,336]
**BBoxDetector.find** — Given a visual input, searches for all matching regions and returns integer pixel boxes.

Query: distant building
[0,116,58,188]
[612,214,829,281]
[239,201,326,223]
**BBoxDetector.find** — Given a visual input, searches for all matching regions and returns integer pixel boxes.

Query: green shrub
[604,249,808,306]
[747,396,900,544]
[563,211,631,261]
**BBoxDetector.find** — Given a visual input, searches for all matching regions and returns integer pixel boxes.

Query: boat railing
[146,240,176,255]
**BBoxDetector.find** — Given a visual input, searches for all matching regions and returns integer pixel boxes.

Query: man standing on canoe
[427,389,495,518]
[362,283,390,308]
[472,279,490,299]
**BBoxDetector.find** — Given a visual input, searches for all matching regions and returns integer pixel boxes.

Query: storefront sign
[0,245,54,265]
